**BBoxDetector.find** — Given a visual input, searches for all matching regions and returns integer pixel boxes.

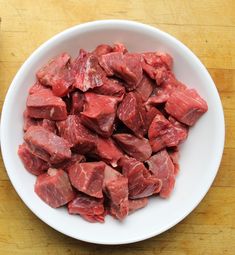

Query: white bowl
[1,20,225,244]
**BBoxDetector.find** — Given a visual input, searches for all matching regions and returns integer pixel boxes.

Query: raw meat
[68,162,105,198]
[35,168,75,208]
[135,74,154,102]
[128,198,148,214]
[18,143,49,175]
[112,43,128,53]
[165,89,208,126]
[92,44,113,56]
[70,91,84,114]
[29,81,48,95]
[113,133,152,161]
[80,92,118,137]
[24,126,71,164]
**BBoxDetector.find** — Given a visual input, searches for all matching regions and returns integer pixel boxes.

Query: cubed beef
[23,109,41,131]
[36,53,74,97]
[142,52,173,70]
[29,81,48,95]
[72,51,106,92]
[99,52,142,90]
[119,157,162,199]
[26,88,67,121]
[95,137,123,167]
[145,106,162,133]
[35,168,75,208]
[168,148,180,175]
[112,43,128,53]
[24,126,71,164]
[148,113,188,152]
[128,198,148,214]
[165,88,208,126]
[68,162,105,198]
[146,150,175,198]
[57,115,97,153]
[18,143,49,175]
[135,74,154,102]
[103,164,122,189]
[42,119,57,133]
[70,91,85,114]
[105,176,129,220]
[92,44,113,56]
[113,133,152,161]
[117,92,146,137]
[91,78,125,101]
[80,92,118,137]
[68,193,105,223]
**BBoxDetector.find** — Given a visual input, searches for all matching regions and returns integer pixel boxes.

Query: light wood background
[0,1,234,254]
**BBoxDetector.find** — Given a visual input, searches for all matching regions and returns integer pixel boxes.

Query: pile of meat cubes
[18,43,208,223]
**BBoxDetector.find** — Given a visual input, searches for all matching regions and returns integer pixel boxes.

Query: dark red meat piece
[29,81,48,95]
[80,92,118,137]
[36,53,74,97]
[168,148,180,175]
[23,109,41,131]
[68,193,105,223]
[26,88,67,121]
[117,92,146,137]
[119,157,162,199]
[145,106,162,133]
[18,143,49,175]
[72,51,106,92]
[128,198,148,214]
[92,44,113,56]
[70,91,84,114]
[146,150,175,198]
[112,43,128,53]
[103,164,122,189]
[24,126,71,164]
[113,133,152,161]
[56,115,97,153]
[135,74,154,102]
[165,88,208,126]
[35,168,75,208]
[68,162,105,198]
[42,119,57,133]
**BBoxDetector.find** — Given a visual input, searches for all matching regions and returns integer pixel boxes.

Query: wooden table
[0,1,234,254]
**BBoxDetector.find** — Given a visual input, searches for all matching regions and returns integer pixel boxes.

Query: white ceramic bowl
[1,20,225,245]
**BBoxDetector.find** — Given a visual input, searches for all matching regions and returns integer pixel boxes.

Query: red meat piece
[68,162,105,198]
[95,137,123,167]
[68,193,105,223]
[24,126,71,164]
[92,44,113,56]
[117,92,147,137]
[146,150,175,198]
[105,176,129,220]
[165,88,208,126]
[119,157,162,199]
[99,52,142,91]
[145,106,162,133]
[42,119,57,133]
[70,91,84,114]
[23,109,41,131]
[112,43,128,53]
[80,92,118,137]
[168,148,180,175]
[26,88,67,121]
[36,53,74,97]
[103,164,122,189]
[29,81,48,95]
[35,168,75,208]
[135,74,154,102]
[72,51,106,92]
[148,113,188,152]
[18,143,49,175]
[113,133,152,161]
[91,78,125,102]
[128,198,148,214]
[56,115,97,153]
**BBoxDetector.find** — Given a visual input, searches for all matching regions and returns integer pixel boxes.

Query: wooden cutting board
[0,0,234,254]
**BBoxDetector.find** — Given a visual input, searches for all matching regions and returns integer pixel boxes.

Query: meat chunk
[24,126,71,164]
[23,109,40,131]
[56,115,97,154]
[117,92,146,137]
[35,168,75,208]
[146,150,175,198]
[70,91,84,114]
[26,88,67,121]
[80,92,118,137]
[91,78,125,101]
[119,157,162,199]
[42,119,57,133]
[68,162,105,198]
[145,106,162,133]
[92,44,113,56]
[103,164,122,188]
[29,81,48,95]
[128,198,148,214]
[148,113,188,152]
[72,51,106,92]
[68,193,105,223]
[112,42,128,53]
[36,53,74,97]
[168,148,180,175]
[135,74,154,102]
[99,52,142,90]
[113,133,152,161]
[165,89,208,126]
[18,143,49,175]
[95,137,123,167]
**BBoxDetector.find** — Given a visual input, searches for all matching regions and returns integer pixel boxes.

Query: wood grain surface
[0,0,234,254]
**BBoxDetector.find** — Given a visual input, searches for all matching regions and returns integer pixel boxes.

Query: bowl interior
[1,20,224,244]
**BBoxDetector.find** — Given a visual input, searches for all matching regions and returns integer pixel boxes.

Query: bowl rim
[0,19,225,245]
